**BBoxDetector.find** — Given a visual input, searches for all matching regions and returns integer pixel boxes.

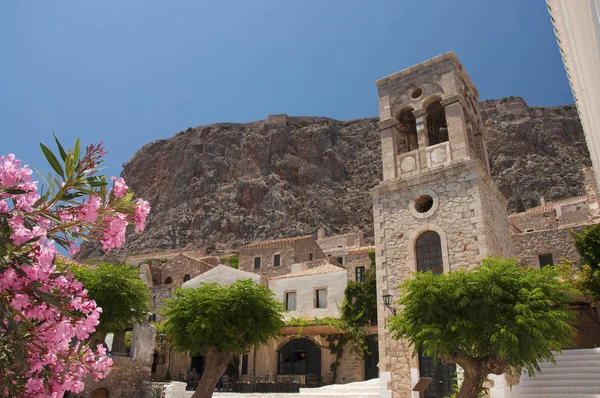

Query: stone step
[521,371,600,381]
[517,385,600,394]
[520,379,600,388]
[535,359,600,368]
[516,394,600,398]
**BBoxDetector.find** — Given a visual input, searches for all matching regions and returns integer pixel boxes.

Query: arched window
[397,108,418,152]
[426,100,448,145]
[183,274,191,282]
[415,231,443,275]
[164,277,172,285]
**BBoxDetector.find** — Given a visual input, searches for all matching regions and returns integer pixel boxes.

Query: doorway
[364,334,379,380]
[418,350,456,398]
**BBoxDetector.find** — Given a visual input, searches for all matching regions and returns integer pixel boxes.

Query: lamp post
[382,292,397,316]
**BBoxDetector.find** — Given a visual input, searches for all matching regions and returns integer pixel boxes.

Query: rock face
[77,97,591,259]
[480,96,591,211]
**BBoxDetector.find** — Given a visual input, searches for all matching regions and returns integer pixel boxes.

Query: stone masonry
[239,235,326,278]
[372,52,513,398]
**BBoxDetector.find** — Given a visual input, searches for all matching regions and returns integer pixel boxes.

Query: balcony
[396,141,452,176]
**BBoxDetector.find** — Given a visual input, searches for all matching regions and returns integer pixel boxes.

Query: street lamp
[382,292,397,316]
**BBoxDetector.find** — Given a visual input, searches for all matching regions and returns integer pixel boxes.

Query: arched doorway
[415,231,443,275]
[418,350,456,398]
[277,338,321,379]
[91,388,109,398]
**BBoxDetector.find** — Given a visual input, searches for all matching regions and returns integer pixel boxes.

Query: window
[416,231,443,275]
[315,288,327,308]
[164,277,172,284]
[336,257,344,265]
[273,254,281,267]
[355,266,366,282]
[183,274,191,282]
[254,257,261,269]
[309,253,313,261]
[539,253,554,268]
[285,292,296,311]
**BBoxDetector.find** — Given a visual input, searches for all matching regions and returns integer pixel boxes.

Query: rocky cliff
[77,97,591,259]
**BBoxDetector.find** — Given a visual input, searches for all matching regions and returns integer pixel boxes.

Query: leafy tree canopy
[162,279,284,398]
[69,262,151,334]
[340,249,377,328]
[389,257,576,398]
[573,224,600,269]
[162,278,284,356]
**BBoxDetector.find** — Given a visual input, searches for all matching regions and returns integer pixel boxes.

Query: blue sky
[1,0,571,180]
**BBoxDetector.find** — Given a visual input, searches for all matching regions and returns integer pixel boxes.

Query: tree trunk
[112,329,126,353]
[191,348,232,398]
[456,361,486,398]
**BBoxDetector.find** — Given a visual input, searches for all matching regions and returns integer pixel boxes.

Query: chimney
[317,228,325,240]
[539,196,546,206]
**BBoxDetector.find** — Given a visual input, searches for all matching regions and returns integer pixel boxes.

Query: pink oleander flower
[111,176,128,198]
[0,148,149,397]
[132,199,151,232]
[80,196,101,222]
[99,213,127,251]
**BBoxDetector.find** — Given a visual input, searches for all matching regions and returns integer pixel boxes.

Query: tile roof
[347,245,375,255]
[239,235,314,250]
[316,232,362,243]
[270,263,345,280]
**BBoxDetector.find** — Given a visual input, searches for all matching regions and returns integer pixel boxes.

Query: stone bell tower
[372,52,513,398]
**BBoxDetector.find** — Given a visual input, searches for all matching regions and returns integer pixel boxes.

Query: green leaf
[53,133,68,161]
[39,143,65,179]
[1,188,27,195]
[74,138,81,165]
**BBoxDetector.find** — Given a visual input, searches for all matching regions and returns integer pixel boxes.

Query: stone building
[238,235,326,278]
[509,167,600,269]
[372,51,513,398]
[182,260,377,386]
[316,229,375,283]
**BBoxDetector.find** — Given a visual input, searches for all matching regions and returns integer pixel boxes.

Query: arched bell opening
[426,100,448,146]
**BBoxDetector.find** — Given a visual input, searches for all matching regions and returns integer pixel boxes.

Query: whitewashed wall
[268,270,347,319]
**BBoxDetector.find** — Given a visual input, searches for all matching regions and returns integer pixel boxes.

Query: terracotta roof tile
[270,263,346,280]
[239,235,314,250]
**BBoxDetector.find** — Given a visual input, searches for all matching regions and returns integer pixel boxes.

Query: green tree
[388,257,576,398]
[68,262,151,338]
[573,224,600,270]
[161,279,284,398]
[340,249,377,328]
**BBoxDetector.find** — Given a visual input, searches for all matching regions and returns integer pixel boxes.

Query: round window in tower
[411,88,423,99]
[414,195,434,213]
[409,190,439,219]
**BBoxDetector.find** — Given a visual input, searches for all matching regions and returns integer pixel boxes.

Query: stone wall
[336,341,365,384]
[317,232,365,254]
[159,254,213,286]
[150,285,174,320]
[79,355,152,398]
[343,247,374,282]
[293,238,327,263]
[476,161,513,258]
[512,226,584,268]
[560,200,589,225]
[239,237,326,278]
[239,245,296,277]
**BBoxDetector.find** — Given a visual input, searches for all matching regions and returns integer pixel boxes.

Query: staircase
[512,348,600,398]
[207,379,380,398]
